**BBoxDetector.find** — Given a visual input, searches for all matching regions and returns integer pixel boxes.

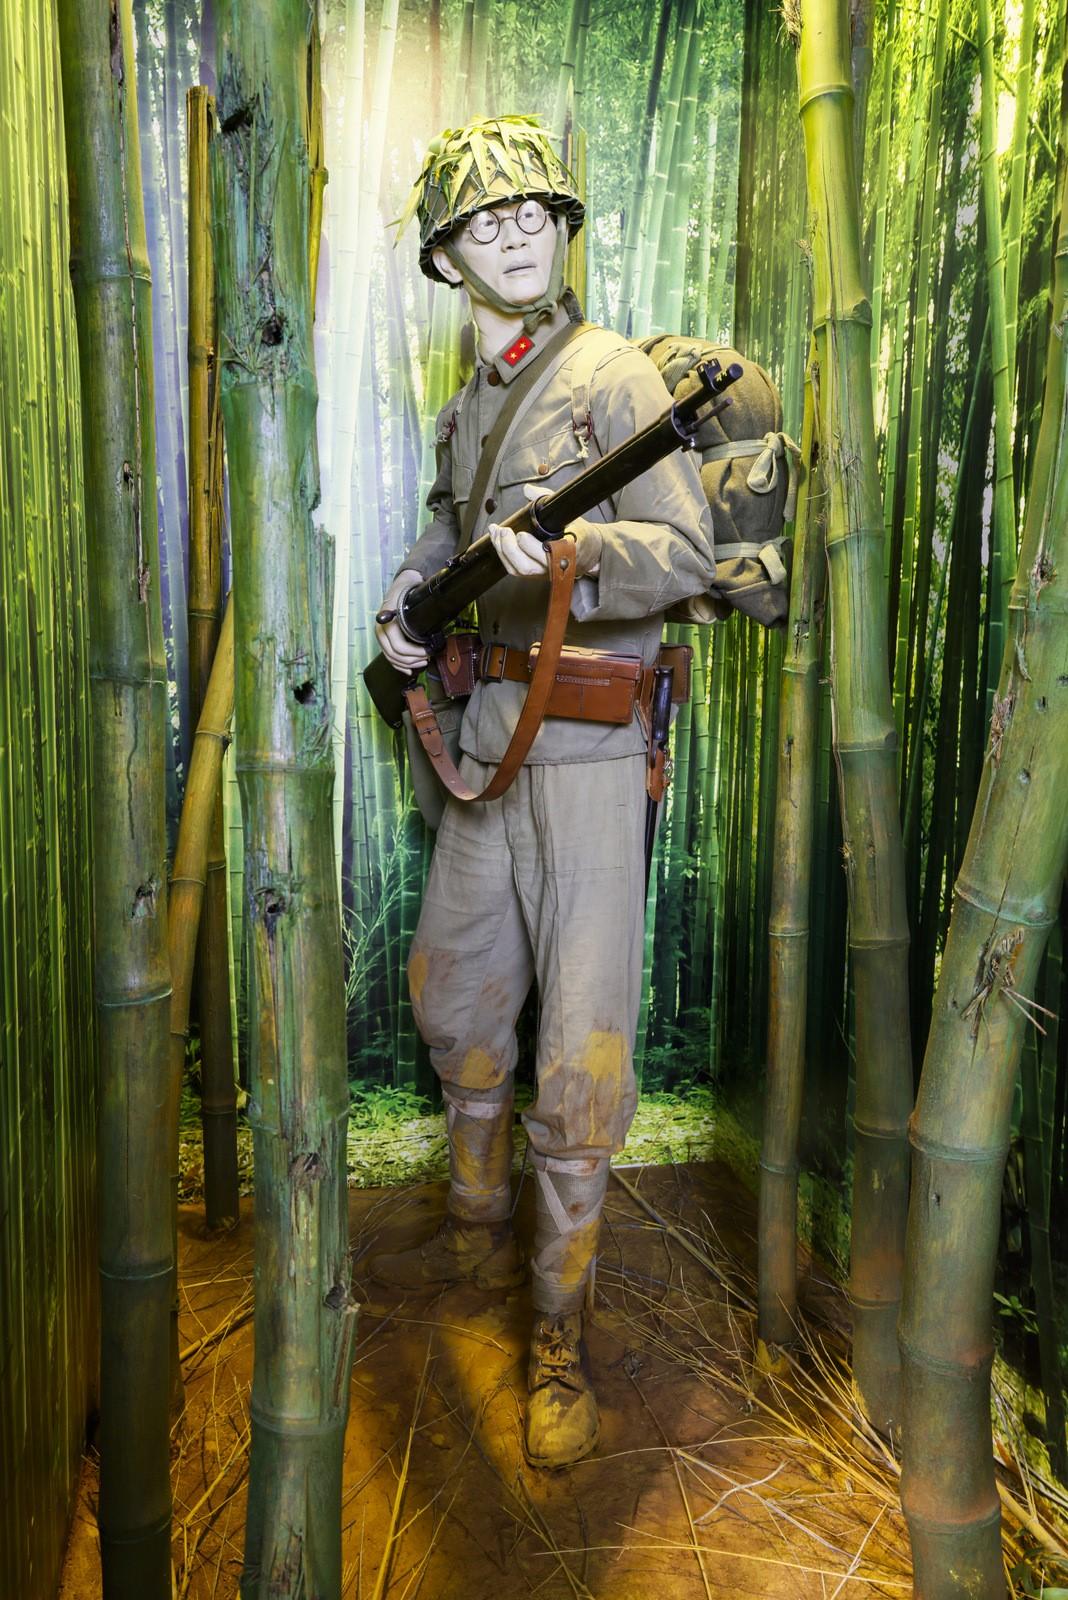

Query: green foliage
[995,1291,1041,1339]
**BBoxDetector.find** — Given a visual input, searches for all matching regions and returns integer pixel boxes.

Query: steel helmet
[398,114,585,283]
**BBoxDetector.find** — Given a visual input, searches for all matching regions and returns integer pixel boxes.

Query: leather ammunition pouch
[433,632,691,725]
[404,627,692,829]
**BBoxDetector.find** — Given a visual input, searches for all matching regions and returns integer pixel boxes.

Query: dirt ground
[61,1160,916,1598]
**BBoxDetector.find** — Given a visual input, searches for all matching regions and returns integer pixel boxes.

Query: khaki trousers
[408,752,646,1162]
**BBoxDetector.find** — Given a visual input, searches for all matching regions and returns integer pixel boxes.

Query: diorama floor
[60,1161,916,1599]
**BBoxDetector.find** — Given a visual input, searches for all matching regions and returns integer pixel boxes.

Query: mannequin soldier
[371,116,715,1467]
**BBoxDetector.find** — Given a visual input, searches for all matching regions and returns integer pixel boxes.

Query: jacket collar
[480,301,574,385]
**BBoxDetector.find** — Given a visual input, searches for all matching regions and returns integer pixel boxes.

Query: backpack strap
[567,326,625,460]
[703,430,801,520]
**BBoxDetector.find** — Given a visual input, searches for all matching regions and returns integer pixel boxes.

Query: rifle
[364,358,743,728]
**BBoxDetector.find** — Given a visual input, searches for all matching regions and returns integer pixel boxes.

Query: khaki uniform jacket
[400,303,716,764]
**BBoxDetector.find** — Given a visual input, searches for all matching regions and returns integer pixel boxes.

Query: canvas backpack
[568,333,799,628]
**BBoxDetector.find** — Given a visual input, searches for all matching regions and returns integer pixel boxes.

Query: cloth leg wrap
[530,1152,609,1315]
[442,1082,514,1223]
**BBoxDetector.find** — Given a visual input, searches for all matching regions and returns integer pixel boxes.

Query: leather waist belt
[431,632,692,726]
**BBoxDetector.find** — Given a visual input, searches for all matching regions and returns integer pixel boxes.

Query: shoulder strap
[459,319,593,551]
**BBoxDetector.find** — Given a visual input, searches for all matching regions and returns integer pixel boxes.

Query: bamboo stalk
[795,0,913,1435]
[1003,0,1036,412]
[758,355,825,1351]
[660,4,704,334]
[212,6,356,1590]
[1,5,97,1588]
[615,0,673,335]
[898,128,1068,1600]
[167,594,236,1299]
[891,0,948,787]
[636,0,695,335]
[327,0,398,902]
[187,84,240,1236]
[56,0,173,1589]
[976,0,1017,716]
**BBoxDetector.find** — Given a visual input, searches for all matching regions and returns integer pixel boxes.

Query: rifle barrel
[364,360,742,727]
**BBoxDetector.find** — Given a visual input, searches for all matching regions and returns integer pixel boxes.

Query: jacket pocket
[495,424,589,493]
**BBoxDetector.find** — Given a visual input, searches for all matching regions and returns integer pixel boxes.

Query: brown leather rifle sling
[403,318,593,805]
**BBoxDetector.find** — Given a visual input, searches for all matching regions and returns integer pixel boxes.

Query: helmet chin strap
[441,225,568,335]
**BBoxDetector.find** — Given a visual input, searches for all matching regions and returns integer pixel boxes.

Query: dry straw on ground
[61,1158,1068,1599]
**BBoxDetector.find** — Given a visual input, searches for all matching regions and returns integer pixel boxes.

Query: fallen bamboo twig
[610,1169,756,1311]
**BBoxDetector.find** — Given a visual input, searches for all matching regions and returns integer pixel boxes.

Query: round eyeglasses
[466,198,549,245]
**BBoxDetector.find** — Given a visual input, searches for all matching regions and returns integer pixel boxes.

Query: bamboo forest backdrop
[6,0,1068,1585]
[132,0,1068,1222]
[139,0,1068,1436]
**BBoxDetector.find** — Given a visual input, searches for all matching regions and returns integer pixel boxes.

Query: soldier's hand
[375,569,429,673]
[488,521,550,578]
[490,483,607,580]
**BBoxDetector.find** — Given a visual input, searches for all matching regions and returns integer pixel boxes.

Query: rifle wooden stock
[364,359,743,727]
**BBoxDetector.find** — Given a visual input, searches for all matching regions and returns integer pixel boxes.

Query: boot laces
[534,1316,581,1384]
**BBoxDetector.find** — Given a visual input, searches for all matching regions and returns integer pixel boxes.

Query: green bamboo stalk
[880,11,929,601]
[690,630,714,983]
[891,0,947,788]
[134,0,191,800]
[850,0,874,167]
[212,5,356,1590]
[795,0,913,1434]
[1035,922,1067,1482]
[552,0,589,139]
[899,148,1068,1600]
[615,0,673,335]
[187,84,239,1233]
[706,623,731,1068]
[636,0,695,334]
[660,5,704,334]
[0,5,97,1587]
[867,0,895,389]
[758,358,825,1352]
[56,0,173,1588]
[469,0,493,109]
[694,108,719,336]
[977,0,1017,715]
[1003,0,1036,410]
[329,0,397,902]
[905,306,989,866]
[1020,1002,1068,1483]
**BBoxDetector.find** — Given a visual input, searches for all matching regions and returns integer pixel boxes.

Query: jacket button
[487,369,501,386]
[537,462,549,475]
[485,497,496,514]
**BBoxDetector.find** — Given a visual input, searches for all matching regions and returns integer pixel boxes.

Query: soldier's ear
[432,245,463,286]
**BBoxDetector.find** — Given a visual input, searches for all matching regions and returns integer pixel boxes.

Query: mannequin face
[432,203,564,308]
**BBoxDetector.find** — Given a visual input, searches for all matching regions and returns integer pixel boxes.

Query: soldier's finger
[377,626,427,670]
[489,523,527,576]
[381,640,427,670]
[513,529,549,570]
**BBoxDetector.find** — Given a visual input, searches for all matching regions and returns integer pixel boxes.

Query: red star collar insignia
[502,334,534,367]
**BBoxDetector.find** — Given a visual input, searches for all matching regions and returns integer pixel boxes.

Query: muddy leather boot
[524,1311,599,1467]
[369,1214,525,1292]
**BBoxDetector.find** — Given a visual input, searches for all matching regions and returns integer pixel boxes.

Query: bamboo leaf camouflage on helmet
[397,114,585,283]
